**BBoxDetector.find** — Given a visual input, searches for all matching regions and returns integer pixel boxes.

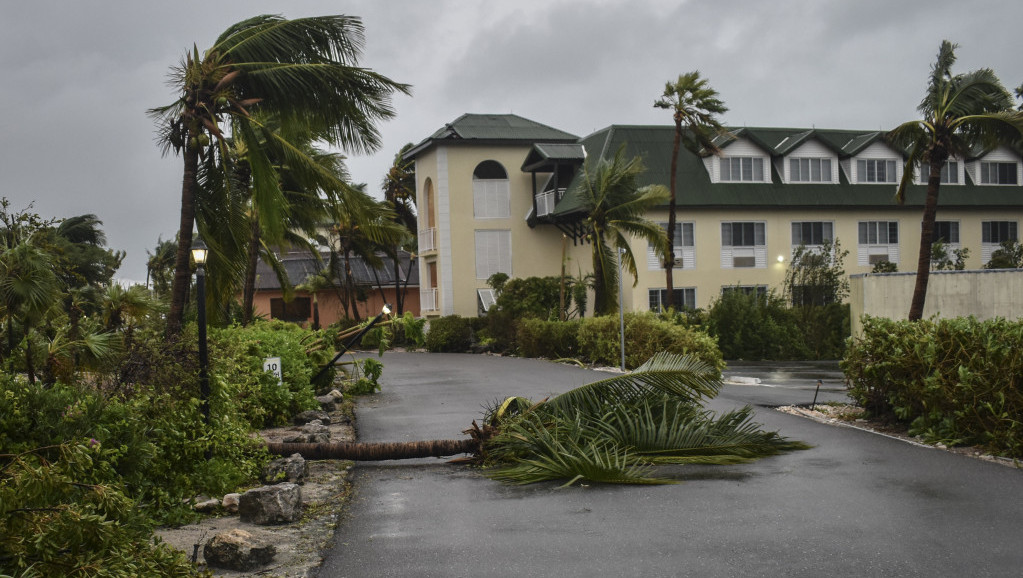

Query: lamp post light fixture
[192,237,211,428]
[312,303,392,384]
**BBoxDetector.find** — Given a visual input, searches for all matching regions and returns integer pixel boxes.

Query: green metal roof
[404,113,578,159]
[551,124,1023,218]
[521,143,586,172]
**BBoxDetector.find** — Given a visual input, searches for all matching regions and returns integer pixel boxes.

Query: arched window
[473,160,509,219]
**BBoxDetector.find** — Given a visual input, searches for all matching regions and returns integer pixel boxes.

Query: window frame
[857,158,898,183]
[979,161,1019,185]
[719,156,766,182]
[648,287,696,312]
[474,229,512,280]
[791,221,834,247]
[789,157,833,183]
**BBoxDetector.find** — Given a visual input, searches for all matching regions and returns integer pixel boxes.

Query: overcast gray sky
[3,0,1022,284]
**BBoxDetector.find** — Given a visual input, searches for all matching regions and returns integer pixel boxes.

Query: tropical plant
[268,353,808,485]
[146,237,177,298]
[149,14,410,336]
[887,40,1023,320]
[567,146,670,315]
[930,240,970,271]
[317,188,406,322]
[381,142,418,315]
[783,239,849,307]
[984,239,1023,269]
[654,72,728,309]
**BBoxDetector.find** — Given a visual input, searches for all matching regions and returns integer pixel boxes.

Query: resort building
[405,113,1023,317]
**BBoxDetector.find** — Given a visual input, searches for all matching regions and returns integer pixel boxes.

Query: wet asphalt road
[318,353,1022,578]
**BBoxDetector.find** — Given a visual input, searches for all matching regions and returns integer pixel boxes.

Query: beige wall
[849,269,1023,335]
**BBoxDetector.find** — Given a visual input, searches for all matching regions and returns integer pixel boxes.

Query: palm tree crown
[654,72,727,309]
[567,146,669,316]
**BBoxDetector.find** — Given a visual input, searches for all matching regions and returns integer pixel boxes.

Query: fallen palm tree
[268,353,809,486]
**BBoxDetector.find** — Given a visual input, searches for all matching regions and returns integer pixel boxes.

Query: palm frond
[546,353,721,416]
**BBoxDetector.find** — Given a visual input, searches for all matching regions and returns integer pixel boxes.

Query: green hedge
[516,318,580,359]
[425,315,475,352]
[842,316,1023,457]
[576,312,724,374]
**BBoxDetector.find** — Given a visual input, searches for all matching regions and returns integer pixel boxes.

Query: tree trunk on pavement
[267,438,477,461]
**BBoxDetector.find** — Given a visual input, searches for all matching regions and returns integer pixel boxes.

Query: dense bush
[492,276,564,320]
[576,312,724,374]
[425,315,475,352]
[705,289,810,360]
[1,443,202,577]
[209,320,325,427]
[842,316,1023,457]
[516,318,580,359]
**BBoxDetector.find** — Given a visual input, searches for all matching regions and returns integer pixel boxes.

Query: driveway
[318,353,1022,577]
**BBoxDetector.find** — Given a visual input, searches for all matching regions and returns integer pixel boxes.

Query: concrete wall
[849,269,1023,335]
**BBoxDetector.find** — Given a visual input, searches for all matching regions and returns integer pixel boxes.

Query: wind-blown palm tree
[381,143,418,315]
[888,41,1023,321]
[654,72,728,309]
[149,14,411,336]
[268,352,808,485]
[569,146,670,316]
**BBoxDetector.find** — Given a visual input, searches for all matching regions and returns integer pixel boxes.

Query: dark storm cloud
[2,0,1021,284]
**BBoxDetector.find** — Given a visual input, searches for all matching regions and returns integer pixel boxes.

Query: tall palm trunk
[909,159,946,321]
[167,145,200,337]
[241,215,261,326]
[664,118,683,309]
[267,438,476,461]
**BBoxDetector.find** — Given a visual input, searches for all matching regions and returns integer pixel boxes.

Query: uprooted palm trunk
[267,438,477,461]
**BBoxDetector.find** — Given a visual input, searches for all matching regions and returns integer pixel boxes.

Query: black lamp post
[191,237,210,427]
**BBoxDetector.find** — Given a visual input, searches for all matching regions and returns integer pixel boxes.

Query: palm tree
[568,146,670,316]
[146,238,176,298]
[888,41,1023,321]
[268,353,807,485]
[381,143,418,315]
[654,72,728,309]
[149,14,411,336]
[319,189,406,321]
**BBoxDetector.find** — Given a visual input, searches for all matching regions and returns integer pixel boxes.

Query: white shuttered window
[475,230,512,279]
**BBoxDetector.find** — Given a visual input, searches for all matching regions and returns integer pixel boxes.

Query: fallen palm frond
[475,352,808,486]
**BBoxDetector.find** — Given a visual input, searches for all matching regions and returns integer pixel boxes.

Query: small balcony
[535,188,565,217]
[419,227,436,252]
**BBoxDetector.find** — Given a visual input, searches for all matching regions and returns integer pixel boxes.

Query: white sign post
[263,357,283,386]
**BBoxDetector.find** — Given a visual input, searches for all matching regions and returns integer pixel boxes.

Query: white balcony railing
[535,188,565,217]
[419,227,436,252]
[420,288,438,312]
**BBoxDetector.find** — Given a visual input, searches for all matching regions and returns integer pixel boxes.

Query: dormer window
[857,159,897,183]
[979,161,1019,185]
[720,157,764,182]
[789,158,833,183]
[917,160,961,185]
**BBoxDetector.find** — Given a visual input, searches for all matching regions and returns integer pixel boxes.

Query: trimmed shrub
[425,315,475,352]
[516,318,580,359]
[842,316,1023,457]
[576,312,723,374]
[705,289,809,360]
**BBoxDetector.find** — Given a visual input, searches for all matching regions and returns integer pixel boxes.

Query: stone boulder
[283,423,330,444]
[203,529,276,571]
[315,394,337,412]
[239,483,303,525]
[222,493,241,514]
[262,453,308,484]
[293,410,331,425]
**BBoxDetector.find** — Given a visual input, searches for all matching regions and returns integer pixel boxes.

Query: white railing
[535,188,565,217]
[419,227,436,252]
[420,288,438,312]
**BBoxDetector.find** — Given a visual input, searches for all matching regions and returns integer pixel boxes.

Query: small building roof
[254,249,419,291]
